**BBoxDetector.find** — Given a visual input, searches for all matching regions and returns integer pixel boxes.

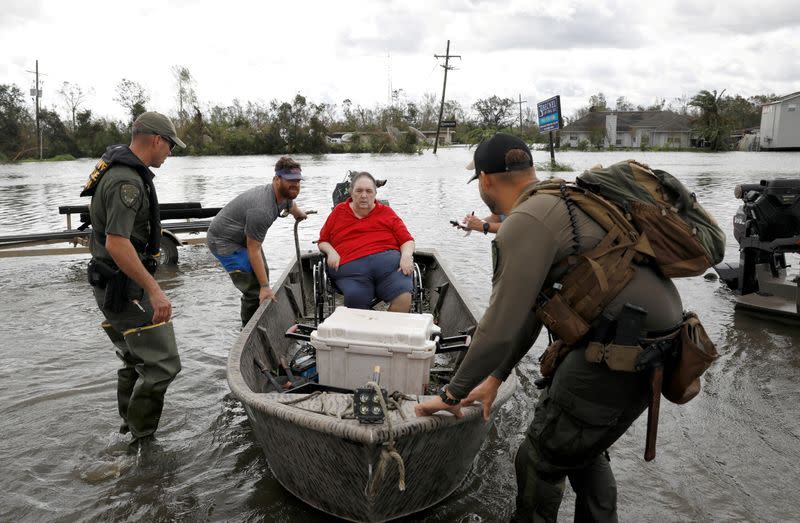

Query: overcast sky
[2,0,799,123]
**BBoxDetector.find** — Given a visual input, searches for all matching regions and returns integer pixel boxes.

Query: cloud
[466,6,646,51]
[0,0,45,29]
[664,1,800,35]
[337,8,434,54]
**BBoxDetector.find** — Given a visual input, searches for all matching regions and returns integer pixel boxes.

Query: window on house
[788,104,797,112]
[570,134,578,140]
[616,139,622,145]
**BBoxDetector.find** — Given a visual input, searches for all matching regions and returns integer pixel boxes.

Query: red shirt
[318,199,414,266]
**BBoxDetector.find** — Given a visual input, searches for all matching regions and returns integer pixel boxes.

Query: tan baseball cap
[132,111,186,148]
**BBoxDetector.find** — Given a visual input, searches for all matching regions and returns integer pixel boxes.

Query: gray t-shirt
[207,185,292,255]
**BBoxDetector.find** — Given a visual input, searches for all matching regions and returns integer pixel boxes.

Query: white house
[561,111,693,149]
[760,91,800,150]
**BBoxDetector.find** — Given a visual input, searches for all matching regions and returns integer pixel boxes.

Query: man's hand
[398,253,414,275]
[148,287,172,324]
[259,285,277,303]
[461,376,502,421]
[464,214,485,232]
[294,209,308,221]
[326,250,341,271]
[415,396,464,418]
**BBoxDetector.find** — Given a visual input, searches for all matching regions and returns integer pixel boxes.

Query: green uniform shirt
[89,165,151,262]
[447,182,684,399]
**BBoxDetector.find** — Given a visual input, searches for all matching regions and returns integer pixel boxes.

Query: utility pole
[515,94,527,130]
[433,40,460,154]
[26,60,45,159]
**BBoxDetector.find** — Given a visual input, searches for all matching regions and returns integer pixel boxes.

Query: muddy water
[1,149,798,522]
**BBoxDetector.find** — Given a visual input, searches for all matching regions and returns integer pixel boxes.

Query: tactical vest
[81,145,161,256]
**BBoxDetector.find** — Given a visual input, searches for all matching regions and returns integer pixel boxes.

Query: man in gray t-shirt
[207,156,307,326]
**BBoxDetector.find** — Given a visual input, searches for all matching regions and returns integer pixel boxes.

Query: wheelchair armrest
[435,334,471,354]
[285,323,315,341]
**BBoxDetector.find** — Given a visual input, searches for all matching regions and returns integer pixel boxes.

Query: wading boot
[102,321,136,434]
[122,321,181,439]
[228,270,261,326]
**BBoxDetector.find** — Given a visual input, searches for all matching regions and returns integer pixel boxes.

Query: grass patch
[536,160,574,172]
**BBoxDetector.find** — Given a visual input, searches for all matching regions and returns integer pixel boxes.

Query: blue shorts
[329,250,412,309]
[212,248,252,273]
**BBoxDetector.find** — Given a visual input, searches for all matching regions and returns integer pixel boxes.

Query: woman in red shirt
[318,172,415,312]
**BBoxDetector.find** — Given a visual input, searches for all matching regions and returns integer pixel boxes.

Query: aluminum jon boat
[226,248,517,522]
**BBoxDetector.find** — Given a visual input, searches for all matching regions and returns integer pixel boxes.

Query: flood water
[1,148,799,522]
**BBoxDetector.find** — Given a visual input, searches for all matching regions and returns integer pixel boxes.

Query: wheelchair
[312,254,424,325]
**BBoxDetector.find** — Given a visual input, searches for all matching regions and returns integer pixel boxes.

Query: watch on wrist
[482,221,490,235]
[439,387,460,406]
[260,282,270,288]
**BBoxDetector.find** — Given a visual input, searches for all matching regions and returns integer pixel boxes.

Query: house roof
[561,111,692,132]
[763,91,800,105]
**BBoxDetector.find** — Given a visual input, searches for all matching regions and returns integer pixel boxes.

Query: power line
[515,94,528,129]
[25,59,47,160]
[433,40,461,154]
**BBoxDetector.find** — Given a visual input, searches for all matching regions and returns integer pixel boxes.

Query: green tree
[472,95,515,128]
[57,82,90,130]
[0,84,33,158]
[689,89,728,151]
[615,96,635,111]
[73,109,125,157]
[171,65,198,122]
[114,79,149,122]
[39,108,79,157]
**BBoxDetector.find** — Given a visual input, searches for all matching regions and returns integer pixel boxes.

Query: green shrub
[48,154,76,161]
[535,160,574,172]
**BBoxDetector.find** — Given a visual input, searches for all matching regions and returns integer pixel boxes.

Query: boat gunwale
[227,247,517,445]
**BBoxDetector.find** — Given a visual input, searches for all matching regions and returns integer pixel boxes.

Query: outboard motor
[716,179,800,294]
[733,179,800,243]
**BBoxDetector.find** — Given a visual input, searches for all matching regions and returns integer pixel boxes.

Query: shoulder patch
[119,183,141,209]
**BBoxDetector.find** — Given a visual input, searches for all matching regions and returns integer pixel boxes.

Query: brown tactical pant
[513,348,650,523]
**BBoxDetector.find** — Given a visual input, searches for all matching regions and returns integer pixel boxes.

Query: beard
[278,181,300,200]
[478,184,500,215]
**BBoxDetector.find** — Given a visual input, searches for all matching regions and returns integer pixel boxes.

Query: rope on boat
[278,391,356,419]
[364,381,406,498]
[278,391,322,406]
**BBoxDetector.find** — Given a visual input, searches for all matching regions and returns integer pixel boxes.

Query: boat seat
[312,254,423,325]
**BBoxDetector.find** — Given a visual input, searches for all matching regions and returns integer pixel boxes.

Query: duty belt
[584,333,679,372]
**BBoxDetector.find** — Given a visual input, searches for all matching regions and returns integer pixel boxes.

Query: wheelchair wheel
[313,259,336,325]
[410,262,424,313]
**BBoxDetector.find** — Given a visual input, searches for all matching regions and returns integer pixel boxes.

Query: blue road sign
[537,95,562,132]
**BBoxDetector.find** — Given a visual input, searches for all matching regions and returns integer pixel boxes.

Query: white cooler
[310,307,441,395]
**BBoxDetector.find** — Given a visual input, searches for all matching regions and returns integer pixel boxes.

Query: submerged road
[1,149,799,522]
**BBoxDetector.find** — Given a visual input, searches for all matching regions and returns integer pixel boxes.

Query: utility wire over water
[1,149,799,521]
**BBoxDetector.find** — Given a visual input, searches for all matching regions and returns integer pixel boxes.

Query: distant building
[561,110,693,149]
[759,91,800,150]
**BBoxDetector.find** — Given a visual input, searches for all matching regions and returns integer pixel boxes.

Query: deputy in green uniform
[82,111,185,444]
[416,133,684,521]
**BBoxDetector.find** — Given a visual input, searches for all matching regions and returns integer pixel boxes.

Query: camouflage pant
[513,348,650,523]
[93,286,181,439]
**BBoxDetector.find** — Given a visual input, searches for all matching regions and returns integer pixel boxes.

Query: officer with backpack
[416,133,719,521]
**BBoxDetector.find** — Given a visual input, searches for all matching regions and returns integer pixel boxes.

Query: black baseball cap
[467,132,532,183]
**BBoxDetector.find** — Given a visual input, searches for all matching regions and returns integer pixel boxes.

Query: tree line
[0,65,779,161]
